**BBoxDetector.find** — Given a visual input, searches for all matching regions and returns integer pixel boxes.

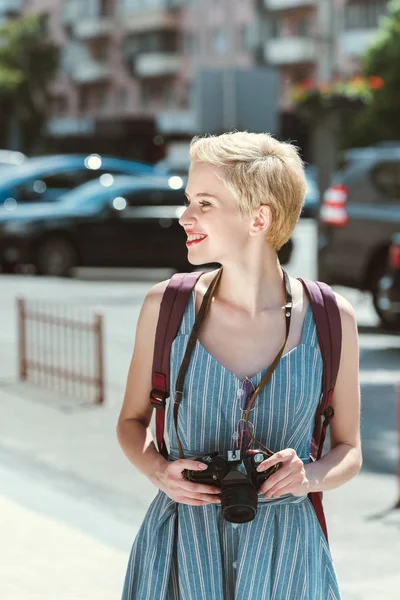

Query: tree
[0,13,60,153]
[342,0,400,147]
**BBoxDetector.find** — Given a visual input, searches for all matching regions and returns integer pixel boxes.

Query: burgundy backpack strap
[299,278,342,542]
[150,271,203,458]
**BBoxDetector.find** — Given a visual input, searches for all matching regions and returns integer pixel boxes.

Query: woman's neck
[213,253,286,319]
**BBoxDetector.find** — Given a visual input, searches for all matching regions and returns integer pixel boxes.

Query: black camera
[182,450,280,524]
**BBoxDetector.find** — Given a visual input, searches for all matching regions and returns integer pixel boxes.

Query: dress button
[231,523,239,529]
[232,432,238,442]
[237,389,244,398]
[232,561,237,570]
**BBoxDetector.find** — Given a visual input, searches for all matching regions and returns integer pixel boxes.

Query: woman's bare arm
[305,292,362,492]
[257,293,362,498]
[116,280,171,487]
[116,280,222,505]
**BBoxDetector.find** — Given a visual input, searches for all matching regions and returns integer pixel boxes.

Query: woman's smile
[186,232,208,247]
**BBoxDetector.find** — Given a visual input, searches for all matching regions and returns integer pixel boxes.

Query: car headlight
[2,221,31,235]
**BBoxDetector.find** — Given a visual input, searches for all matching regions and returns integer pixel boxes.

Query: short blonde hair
[189,131,306,250]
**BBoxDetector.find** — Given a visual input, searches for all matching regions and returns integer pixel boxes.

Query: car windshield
[305,172,318,194]
[57,182,113,210]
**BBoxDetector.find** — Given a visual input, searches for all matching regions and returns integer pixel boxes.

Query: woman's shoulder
[143,278,171,313]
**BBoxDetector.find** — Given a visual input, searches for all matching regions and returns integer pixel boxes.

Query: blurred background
[0,1,400,599]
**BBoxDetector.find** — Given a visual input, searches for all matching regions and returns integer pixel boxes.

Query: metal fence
[17,296,104,405]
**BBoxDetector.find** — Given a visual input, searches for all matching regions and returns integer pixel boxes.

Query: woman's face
[180,162,254,266]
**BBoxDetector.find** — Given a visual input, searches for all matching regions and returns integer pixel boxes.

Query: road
[1,219,400,599]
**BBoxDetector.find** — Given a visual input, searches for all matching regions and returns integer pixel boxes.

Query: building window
[119,0,167,14]
[141,82,160,108]
[79,88,90,112]
[118,87,129,109]
[184,32,197,55]
[270,17,280,39]
[52,95,69,116]
[100,0,114,17]
[212,30,229,55]
[240,25,250,52]
[92,42,109,62]
[97,87,109,111]
[345,1,388,30]
[296,16,312,37]
[163,84,176,108]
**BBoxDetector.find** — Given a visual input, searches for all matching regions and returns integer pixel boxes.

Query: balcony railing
[121,9,180,33]
[62,0,83,25]
[0,0,23,13]
[135,52,180,77]
[265,36,316,65]
[340,28,379,58]
[46,118,95,137]
[70,60,111,84]
[264,0,315,10]
[73,17,114,40]
[157,110,198,134]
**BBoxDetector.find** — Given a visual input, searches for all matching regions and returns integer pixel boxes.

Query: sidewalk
[0,465,131,600]
[1,381,400,600]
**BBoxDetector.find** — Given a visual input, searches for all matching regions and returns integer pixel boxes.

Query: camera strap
[173,267,293,460]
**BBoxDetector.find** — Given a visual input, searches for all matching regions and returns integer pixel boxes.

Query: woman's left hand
[253,448,310,498]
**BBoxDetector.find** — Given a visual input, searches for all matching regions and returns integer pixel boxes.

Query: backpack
[150,271,342,543]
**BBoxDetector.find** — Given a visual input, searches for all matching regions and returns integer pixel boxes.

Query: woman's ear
[249,205,271,236]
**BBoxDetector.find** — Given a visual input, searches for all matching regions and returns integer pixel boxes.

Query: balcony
[73,17,114,40]
[340,28,379,58]
[265,36,315,65]
[62,0,82,26]
[70,59,111,84]
[135,52,180,78]
[264,0,315,10]
[46,118,95,137]
[121,9,180,34]
[157,110,198,134]
[0,0,23,13]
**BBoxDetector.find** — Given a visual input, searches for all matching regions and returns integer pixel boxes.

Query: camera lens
[221,483,258,523]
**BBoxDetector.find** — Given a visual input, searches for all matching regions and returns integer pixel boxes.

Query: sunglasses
[236,377,256,451]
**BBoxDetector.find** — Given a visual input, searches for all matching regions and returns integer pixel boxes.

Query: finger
[256,449,295,471]
[180,491,221,504]
[180,498,219,506]
[179,481,221,496]
[263,474,295,498]
[173,459,208,472]
[259,465,294,493]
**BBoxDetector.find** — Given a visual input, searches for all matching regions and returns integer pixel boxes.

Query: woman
[117,131,362,599]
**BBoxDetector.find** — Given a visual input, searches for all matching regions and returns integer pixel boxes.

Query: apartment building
[18,0,276,160]
[261,0,389,109]
[5,1,391,159]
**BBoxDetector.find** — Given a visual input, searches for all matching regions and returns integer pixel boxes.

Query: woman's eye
[183,199,211,209]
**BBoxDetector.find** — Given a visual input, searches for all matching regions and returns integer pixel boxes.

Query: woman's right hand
[157,459,221,506]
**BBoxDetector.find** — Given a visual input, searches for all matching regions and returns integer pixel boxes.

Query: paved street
[1,220,400,599]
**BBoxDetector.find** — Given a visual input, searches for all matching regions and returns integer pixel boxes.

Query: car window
[77,169,125,185]
[371,162,400,198]
[41,171,83,189]
[14,170,85,203]
[122,189,185,207]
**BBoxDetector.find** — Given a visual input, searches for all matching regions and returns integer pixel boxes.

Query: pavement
[1,222,400,599]
[1,377,400,600]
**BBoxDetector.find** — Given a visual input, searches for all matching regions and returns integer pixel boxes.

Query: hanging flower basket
[291,76,384,120]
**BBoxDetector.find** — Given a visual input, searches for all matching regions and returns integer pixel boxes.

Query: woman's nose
[179,205,197,228]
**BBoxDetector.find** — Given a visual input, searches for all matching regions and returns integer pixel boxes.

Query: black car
[318,146,400,323]
[375,232,400,329]
[0,175,191,275]
[0,153,168,209]
[0,175,292,276]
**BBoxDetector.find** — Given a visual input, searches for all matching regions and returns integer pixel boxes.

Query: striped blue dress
[122,291,341,600]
